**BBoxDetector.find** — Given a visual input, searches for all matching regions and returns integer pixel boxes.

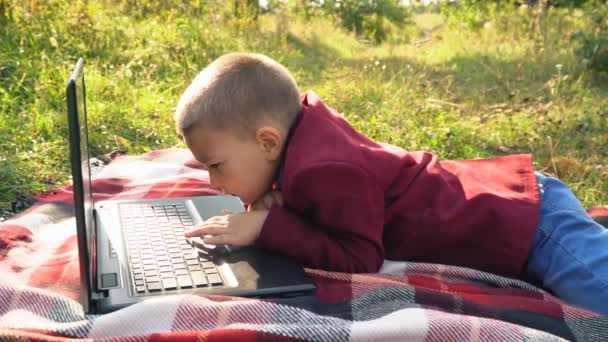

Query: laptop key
[191,271,208,287]
[157,261,171,267]
[177,276,192,288]
[174,269,189,276]
[154,255,169,262]
[143,264,156,271]
[160,271,174,278]
[187,265,202,271]
[158,266,173,273]
[162,278,178,290]
[140,253,154,259]
[146,275,161,283]
[186,259,200,266]
[147,282,162,292]
[183,253,198,260]
[201,261,216,269]
[136,286,146,293]
[204,268,218,274]
[207,273,223,286]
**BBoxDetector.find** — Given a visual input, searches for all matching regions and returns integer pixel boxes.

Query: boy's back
[256,91,540,277]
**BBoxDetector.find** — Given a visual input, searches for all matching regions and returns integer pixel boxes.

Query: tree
[304,0,407,43]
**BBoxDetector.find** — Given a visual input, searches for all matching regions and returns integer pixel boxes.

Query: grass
[0,1,607,214]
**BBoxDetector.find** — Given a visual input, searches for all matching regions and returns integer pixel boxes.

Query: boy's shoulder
[286,91,381,168]
[280,92,406,191]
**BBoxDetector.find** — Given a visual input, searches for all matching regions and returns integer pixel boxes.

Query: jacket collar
[275,92,312,190]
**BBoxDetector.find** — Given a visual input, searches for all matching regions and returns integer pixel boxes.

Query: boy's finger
[203,235,227,245]
[184,224,227,238]
[204,215,225,223]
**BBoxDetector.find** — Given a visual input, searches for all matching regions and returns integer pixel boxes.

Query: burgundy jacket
[255,91,541,278]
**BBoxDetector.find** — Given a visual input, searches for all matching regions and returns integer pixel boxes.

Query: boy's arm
[255,162,385,273]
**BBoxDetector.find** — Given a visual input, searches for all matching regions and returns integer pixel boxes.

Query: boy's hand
[184,210,268,246]
[249,190,283,211]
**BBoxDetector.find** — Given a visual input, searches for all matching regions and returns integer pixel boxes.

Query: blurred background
[1,0,607,217]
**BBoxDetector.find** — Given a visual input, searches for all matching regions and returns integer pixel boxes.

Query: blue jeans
[525,172,608,315]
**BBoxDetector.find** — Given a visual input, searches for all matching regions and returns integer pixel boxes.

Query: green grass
[1,1,607,214]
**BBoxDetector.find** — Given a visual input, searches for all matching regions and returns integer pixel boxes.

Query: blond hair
[175,52,301,137]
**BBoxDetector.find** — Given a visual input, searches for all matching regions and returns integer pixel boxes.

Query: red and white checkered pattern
[0,148,606,341]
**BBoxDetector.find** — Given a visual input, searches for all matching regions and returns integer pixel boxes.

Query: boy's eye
[209,163,221,169]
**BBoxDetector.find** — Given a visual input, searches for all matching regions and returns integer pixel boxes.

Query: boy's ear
[255,126,283,161]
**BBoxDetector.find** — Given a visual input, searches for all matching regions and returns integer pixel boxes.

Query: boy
[174,52,608,315]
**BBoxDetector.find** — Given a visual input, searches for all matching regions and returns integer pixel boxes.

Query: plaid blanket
[1,148,607,342]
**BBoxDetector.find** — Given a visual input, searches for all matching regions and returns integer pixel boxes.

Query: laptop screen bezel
[66,58,95,313]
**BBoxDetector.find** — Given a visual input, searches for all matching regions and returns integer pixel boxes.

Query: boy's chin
[239,196,258,206]
[232,194,249,205]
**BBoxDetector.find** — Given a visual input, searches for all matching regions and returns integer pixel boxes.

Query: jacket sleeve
[255,162,385,273]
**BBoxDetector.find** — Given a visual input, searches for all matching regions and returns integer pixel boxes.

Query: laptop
[66,58,316,314]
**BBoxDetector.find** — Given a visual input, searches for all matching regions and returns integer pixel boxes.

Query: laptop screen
[66,58,95,312]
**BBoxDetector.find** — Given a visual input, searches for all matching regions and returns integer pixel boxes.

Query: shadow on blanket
[0,148,606,341]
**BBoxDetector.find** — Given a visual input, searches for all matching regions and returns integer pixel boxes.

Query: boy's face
[183,124,284,205]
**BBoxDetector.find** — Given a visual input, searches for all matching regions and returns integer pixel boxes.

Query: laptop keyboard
[120,203,225,294]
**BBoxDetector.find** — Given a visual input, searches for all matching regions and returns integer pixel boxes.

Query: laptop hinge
[91,209,111,300]
[91,291,106,300]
